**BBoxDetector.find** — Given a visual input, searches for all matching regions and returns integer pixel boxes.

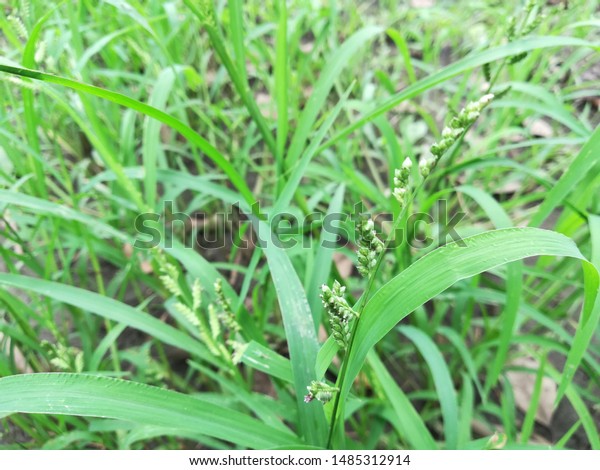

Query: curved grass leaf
[0,190,130,242]
[0,63,255,207]
[543,363,600,449]
[21,1,67,198]
[0,373,300,449]
[320,36,595,152]
[555,214,600,402]
[455,185,522,393]
[306,184,346,325]
[368,351,437,449]
[341,228,599,416]
[530,125,600,228]
[272,85,352,216]
[183,0,276,156]
[398,326,459,449]
[256,221,328,446]
[142,67,179,208]
[286,26,382,168]
[0,274,215,365]
[437,326,484,401]
[239,340,293,384]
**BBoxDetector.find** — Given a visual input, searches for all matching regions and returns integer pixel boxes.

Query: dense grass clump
[0,0,599,450]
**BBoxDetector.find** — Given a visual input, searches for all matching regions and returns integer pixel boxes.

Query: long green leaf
[272,85,352,216]
[0,190,129,242]
[320,36,595,152]
[0,373,300,449]
[368,351,437,449]
[183,0,276,156]
[142,67,178,208]
[341,228,599,416]
[257,220,328,446]
[398,326,459,449]
[555,214,600,402]
[530,125,600,227]
[21,1,67,198]
[240,340,293,383]
[0,274,215,365]
[0,63,255,207]
[274,0,289,187]
[286,26,382,168]
[455,185,522,393]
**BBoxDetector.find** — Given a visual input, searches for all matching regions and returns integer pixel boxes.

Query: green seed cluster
[214,278,241,333]
[43,341,84,373]
[419,157,434,178]
[304,380,339,404]
[430,93,494,159]
[507,1,544,65]
[196,0,216,28]
[7,15,28,40]
[156,252,183,298]
[156,251,240,360]
[356,219,384,278]
[393,157,412,206]
[321,281,358,349]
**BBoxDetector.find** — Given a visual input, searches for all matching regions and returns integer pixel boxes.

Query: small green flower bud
[304,381,339,404]
[393,157,413,206]
[419,157,434,178]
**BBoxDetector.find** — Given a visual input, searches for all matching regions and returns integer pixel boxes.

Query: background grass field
[0,0,599,450]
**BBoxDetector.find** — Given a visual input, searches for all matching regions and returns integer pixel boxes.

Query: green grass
[0,0,599,450]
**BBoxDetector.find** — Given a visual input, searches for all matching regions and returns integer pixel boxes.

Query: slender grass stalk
[183,0,277,157]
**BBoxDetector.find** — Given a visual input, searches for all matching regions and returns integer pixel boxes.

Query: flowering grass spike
[356,219,384,278]
[430,94,494,159]
[393,157,412,205]
[321,281,358,349]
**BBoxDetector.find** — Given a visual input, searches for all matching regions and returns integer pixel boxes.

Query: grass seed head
[7,15,28,40]
[430,93,494,159]
[214,279,241,333]
[321,281,357,349]
[304,380,339,404]
[356,218,384,278]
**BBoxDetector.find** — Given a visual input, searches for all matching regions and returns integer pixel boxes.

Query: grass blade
[0,274,214,365]
[239,341,293,384]
[456,185,522,393]
[398,326,459,449]
[530,125,600,228]
[368,351,437,449]
[275,0,288,189]
[286,26,382,169]
[142,67,178,208]
[0,189,129,242]
[257,220,328,446]
[320,36,595,152]
[342,228,599,418]
[0,373,300,448]
[0,64,255,207]
[183,0,276,156]
[555,214,600,402]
